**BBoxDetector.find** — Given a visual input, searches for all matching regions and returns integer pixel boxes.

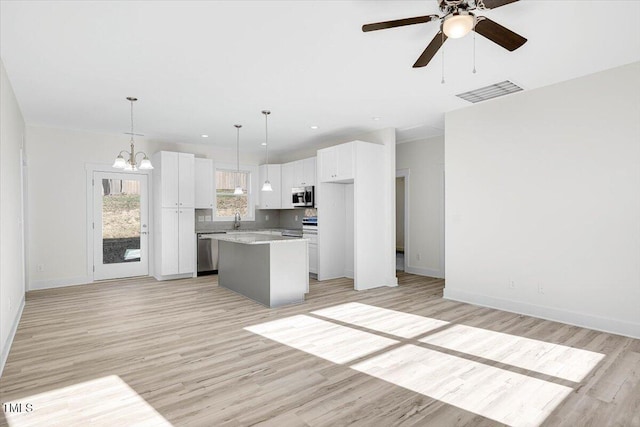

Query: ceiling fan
[362,0,527,68]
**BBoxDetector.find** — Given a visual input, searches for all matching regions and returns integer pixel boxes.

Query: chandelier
[112,97,153,171]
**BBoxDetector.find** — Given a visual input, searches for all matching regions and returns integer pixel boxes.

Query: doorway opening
[396,170,409,272]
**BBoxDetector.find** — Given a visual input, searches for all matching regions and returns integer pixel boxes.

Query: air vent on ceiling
[456,80,524,104]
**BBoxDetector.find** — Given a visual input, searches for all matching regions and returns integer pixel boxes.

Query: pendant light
[261,110,273,192]
[233,124,243,195]
[113,97,153,171]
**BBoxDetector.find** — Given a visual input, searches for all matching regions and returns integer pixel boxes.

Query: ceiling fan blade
[362,15,439,32]
[413,32,447,68]
[474,17,527,51]
[481,0,519,9]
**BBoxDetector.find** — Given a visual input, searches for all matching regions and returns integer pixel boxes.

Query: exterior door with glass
[93,172,149,280]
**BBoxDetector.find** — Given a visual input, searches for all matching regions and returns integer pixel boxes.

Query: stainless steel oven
[292,186,314,207]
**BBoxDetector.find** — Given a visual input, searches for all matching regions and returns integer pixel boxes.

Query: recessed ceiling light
[201,134,209,138]
[261,142,267,146]
[310,125,319,130]
[372,117,381,121]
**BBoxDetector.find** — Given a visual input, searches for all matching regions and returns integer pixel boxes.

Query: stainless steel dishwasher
[197,231,227,276]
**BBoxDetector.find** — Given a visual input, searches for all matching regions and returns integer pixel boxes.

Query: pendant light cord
[473,19,477,74]
[236,125,241,189]
[264,111,270,181]
[130,99,135,145]
[236,126,240,172]
[130,99,134,136]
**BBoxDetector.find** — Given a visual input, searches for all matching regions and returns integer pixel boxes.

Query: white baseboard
[154,273,193,281]
[405,265,444,279]
[443,288,640,340]
[1,296,25,377]
[29,275,92,291]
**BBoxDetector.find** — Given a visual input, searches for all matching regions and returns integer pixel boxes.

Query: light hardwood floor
[1,273,639,426]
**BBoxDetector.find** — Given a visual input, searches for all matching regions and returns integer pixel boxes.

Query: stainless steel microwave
[292,186,314,207]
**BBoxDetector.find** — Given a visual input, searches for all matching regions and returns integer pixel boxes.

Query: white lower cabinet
[304,232,318,275]
[156,208,195,278]
[309,243,318,274]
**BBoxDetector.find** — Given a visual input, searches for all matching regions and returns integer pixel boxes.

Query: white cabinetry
[157,151,195,207]
[194,158,214,209]
[318,143,354,183]
[258,164,282,209]
[293,157,316,187]
[153,151,196,280]
[157,208,195,276]
[280,157,316,209]
[281,162,294,209]
[317,141,391,290]
[305,232,318,274]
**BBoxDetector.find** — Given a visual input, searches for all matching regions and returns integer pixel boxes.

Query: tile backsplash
[279,209,306,229]
[195,209,285,231]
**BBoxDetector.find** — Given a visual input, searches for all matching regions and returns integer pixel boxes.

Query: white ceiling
[1,1,639,156]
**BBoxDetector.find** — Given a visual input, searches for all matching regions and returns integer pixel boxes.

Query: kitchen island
[211,233,309,307]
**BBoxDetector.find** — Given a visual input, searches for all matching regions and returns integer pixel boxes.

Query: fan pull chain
[441,31,445,84]
[473,25,477,74]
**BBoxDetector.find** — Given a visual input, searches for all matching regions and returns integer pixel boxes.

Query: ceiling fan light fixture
[443,12,475,39]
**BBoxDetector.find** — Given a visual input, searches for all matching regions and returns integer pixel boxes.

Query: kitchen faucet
[233,212,241,229]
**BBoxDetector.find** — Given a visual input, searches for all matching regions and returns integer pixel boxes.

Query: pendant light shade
[233,124,243,195]
[261,110,273,192]
[113,97,153,171]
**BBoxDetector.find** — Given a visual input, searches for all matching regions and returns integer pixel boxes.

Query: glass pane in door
[102,178,141,264]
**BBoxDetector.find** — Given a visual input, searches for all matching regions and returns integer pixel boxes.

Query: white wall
[25,125,264,290]
[1,59,26,374]
[445,62,640,338]
[396,136,445,278]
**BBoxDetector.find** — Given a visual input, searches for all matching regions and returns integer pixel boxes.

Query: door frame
[396,169,410,272]
[85,163,153,282]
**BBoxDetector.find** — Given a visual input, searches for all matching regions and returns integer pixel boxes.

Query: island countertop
[206,233,308,245]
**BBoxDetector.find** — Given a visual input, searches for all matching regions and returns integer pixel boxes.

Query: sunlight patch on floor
[245,303,606,426]
[244,314,398,364]
[352,344,573,427]
[312,302,449,338]
[3,375,172,427]
[420,324,605,382]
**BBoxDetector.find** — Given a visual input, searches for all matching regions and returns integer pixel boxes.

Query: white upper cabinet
[160,151,179,207]
[291,157,316,187]
[258,164,282,209]
[194,158,214,209]
[318,143,354,183]
[281,162,295,209]
[298,157,316,187]
[156,151,195,207]
[178,153,195,208]
[280,157,316,209]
